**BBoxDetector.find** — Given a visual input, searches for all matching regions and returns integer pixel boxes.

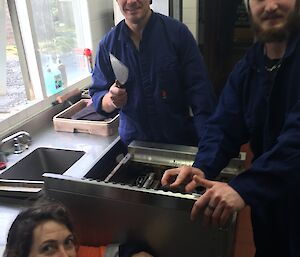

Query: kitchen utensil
[109,53,129,86]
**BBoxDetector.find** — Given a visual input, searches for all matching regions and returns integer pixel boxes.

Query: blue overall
[90,12,215,146]
[194,31,300,257]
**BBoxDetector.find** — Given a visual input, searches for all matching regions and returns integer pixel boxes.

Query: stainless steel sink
[0,147,85,197]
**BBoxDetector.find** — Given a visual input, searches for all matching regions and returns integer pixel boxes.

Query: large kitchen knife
[109,53,129,87]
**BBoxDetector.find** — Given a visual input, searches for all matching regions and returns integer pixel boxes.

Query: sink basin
[0,147,85,181]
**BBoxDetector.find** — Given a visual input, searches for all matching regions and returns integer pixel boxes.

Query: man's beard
[250,9,300,43]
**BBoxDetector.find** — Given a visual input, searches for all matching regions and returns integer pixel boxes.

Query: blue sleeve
[89,41,114,114]
[193,62,249,179]
[229,100,300,207]
[177,25,216,138]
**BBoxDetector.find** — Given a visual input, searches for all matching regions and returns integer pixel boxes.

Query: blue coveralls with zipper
[90,11,215,146]
[193,31,300,257]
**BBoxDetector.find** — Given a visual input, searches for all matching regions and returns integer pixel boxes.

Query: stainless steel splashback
[44,140,245,257]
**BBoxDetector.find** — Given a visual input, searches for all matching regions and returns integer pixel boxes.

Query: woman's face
[29,220,77,257]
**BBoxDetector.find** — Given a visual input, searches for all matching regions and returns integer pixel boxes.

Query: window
[0,0,26,121]
[0,0,91,136]
[29,0,90,96]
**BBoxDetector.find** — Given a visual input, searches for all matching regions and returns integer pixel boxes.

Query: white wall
[182,0,199,43]
[86,0,114,53]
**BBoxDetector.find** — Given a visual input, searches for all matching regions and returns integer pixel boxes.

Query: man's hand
[161,166,205,192]
[102,81,127,112]
[191,175,245,228]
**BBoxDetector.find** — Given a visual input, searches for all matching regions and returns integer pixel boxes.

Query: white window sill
[0,76,91,138]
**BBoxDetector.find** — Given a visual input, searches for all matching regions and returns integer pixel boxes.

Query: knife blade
[109,53,129,87]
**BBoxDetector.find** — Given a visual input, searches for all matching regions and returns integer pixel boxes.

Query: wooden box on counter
[53,99,119,136]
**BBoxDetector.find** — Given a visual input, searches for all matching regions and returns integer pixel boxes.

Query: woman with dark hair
[4,198,153,257]
[4,200,78,257]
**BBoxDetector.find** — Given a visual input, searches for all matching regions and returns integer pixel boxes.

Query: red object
[83,48,92,57]
[161,89,167,99]
[0,152,6,170]
[78,246,106,257]
[83,48,93,73]
[0,161,6,170]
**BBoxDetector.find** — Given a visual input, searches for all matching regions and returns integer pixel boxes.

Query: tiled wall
[86,0,114,55]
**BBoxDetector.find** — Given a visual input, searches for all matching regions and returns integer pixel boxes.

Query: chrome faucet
[0,131,32,154]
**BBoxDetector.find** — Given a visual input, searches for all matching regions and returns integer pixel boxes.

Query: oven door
[43,140,241,257]
[44,173,236,257]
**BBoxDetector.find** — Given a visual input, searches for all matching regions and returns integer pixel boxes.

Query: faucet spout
[1,131,31,154]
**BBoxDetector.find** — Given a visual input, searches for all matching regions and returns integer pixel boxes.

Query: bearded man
[161,0,300,256]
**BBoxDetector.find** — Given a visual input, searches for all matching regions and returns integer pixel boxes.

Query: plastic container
[44,64,64,96]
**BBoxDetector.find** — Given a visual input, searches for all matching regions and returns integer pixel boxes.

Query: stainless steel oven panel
[43,173,236,257]
[43,139,244,257]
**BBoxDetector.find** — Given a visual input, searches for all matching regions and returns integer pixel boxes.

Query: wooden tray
[53,99,119,136]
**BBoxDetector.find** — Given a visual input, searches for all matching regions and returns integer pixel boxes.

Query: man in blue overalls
[162,0,300,256]
[90,0,215,146]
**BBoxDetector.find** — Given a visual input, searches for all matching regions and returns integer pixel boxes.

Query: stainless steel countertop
[0,197,31,256]
[2,125,119,178]
[1,99,119,177]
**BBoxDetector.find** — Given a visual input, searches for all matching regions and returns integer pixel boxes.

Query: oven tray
[0,179,42,197]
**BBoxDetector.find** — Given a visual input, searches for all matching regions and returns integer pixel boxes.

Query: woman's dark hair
[4,197,78,257]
